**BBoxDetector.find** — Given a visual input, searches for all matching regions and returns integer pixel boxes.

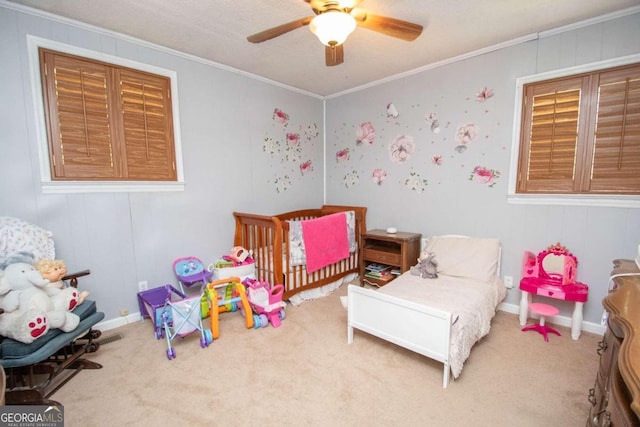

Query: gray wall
[0,5,324,324]
[325,12,640,325]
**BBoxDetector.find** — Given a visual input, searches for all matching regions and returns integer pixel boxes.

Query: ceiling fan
[246,0,423,66]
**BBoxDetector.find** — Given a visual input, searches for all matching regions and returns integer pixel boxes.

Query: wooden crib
[233,205,367,301]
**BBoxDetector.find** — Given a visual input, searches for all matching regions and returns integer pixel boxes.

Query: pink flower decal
[286,133,300,147]
[469,166,500,187]
[432,155,443,165]
[336,149,350,162]
[356,122,376,145]
[300,160,313,175]
[455,123,479,146]
[476,87,495,102]
[273,108,289,125]
[372,168,387,185]
[389,135,415,163]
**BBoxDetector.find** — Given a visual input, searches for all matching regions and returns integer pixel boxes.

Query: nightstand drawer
[363,248,401,266]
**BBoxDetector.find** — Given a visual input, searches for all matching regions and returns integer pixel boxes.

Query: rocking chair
[0,217,104,405]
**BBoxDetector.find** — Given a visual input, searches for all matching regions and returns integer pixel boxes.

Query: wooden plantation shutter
[518,77,586,193]
[587,65,640,193]
[39,48,176,181]
[117,69,176,180]
[516,63,640,195]
[41,51,116,179]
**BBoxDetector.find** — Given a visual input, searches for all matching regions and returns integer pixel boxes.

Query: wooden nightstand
[360,229,422,287]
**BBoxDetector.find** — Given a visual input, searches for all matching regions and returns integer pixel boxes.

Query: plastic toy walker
[204,277,254,339]
[245,279,286,328]
[173,256,213,293]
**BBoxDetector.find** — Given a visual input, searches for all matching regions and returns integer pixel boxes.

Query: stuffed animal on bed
[410,251,438,279]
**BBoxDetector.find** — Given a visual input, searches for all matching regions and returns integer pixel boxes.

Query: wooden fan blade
[325,44,344,66]
[247,16,313,43]
[354,12,423,41]
[306,0,362,11]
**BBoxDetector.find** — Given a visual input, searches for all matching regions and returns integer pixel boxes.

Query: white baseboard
[498,302,606,336]
[95,311,143,332]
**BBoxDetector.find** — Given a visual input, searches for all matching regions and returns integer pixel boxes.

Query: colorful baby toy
[244,278,286,328]
[204,277,254,339]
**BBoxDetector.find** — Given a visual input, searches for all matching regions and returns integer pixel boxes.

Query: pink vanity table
[518,243,589,340]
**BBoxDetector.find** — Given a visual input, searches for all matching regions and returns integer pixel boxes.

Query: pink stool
[521,302,561,342]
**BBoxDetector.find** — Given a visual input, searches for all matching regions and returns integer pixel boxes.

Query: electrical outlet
[138,280,148,292]
[119,308,128,317]
[504,275,513,288]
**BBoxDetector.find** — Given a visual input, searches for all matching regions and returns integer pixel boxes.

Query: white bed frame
[347,284,453,388]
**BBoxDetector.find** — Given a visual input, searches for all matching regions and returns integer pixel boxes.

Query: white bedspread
[377,272,506,379]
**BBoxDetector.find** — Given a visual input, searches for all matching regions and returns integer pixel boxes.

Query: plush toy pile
[410,251,438,279]
[0,252,82,344]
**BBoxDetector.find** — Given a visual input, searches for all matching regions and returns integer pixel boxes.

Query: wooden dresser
[587,259,640,426]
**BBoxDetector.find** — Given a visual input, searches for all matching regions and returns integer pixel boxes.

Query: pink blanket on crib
[301,212,349,273]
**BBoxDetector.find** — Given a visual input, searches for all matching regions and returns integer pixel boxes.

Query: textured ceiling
[6,0,640,96]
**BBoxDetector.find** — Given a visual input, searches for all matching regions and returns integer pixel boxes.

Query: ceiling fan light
[309,11,356,47]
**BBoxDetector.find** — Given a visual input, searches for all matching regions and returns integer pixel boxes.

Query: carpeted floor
[53,284,600,426]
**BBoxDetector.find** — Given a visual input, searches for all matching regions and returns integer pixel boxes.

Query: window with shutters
[28,37,184,193]
[40,48,177,181]
[512,61,640,204]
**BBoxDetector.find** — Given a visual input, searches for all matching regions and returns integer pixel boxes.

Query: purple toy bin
[137,285,186,338]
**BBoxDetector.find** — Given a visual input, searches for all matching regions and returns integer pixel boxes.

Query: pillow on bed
[425,236,500,283]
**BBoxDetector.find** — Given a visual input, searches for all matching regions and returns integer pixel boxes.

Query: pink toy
[228,246,250,263]
[244,279,286,328]
[521,302,561,342]
[518,242,589,340]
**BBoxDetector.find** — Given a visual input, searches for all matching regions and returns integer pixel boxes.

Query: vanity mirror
[538,243,577,284]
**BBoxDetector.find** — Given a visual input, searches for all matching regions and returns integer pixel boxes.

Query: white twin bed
[347,235,506,388]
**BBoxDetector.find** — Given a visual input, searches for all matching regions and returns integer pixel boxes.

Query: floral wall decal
[469,165,500,187]
[299,160,313,175]
[372,168,387,185]
[329,86,506,196]
[389,134,415,163]
[343,170,360,188]
[336,148,350,162]
[476,87,495,102]
[286,132,300,147]
[274,175,291,193]
[356,121,376,145]
[264,107,319,192]
[425,112,441,134]
[404,171,428,193]
[386,103,399,118]
[454,123,479,153]
[263,137,278,155]
[273,108,289,125]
